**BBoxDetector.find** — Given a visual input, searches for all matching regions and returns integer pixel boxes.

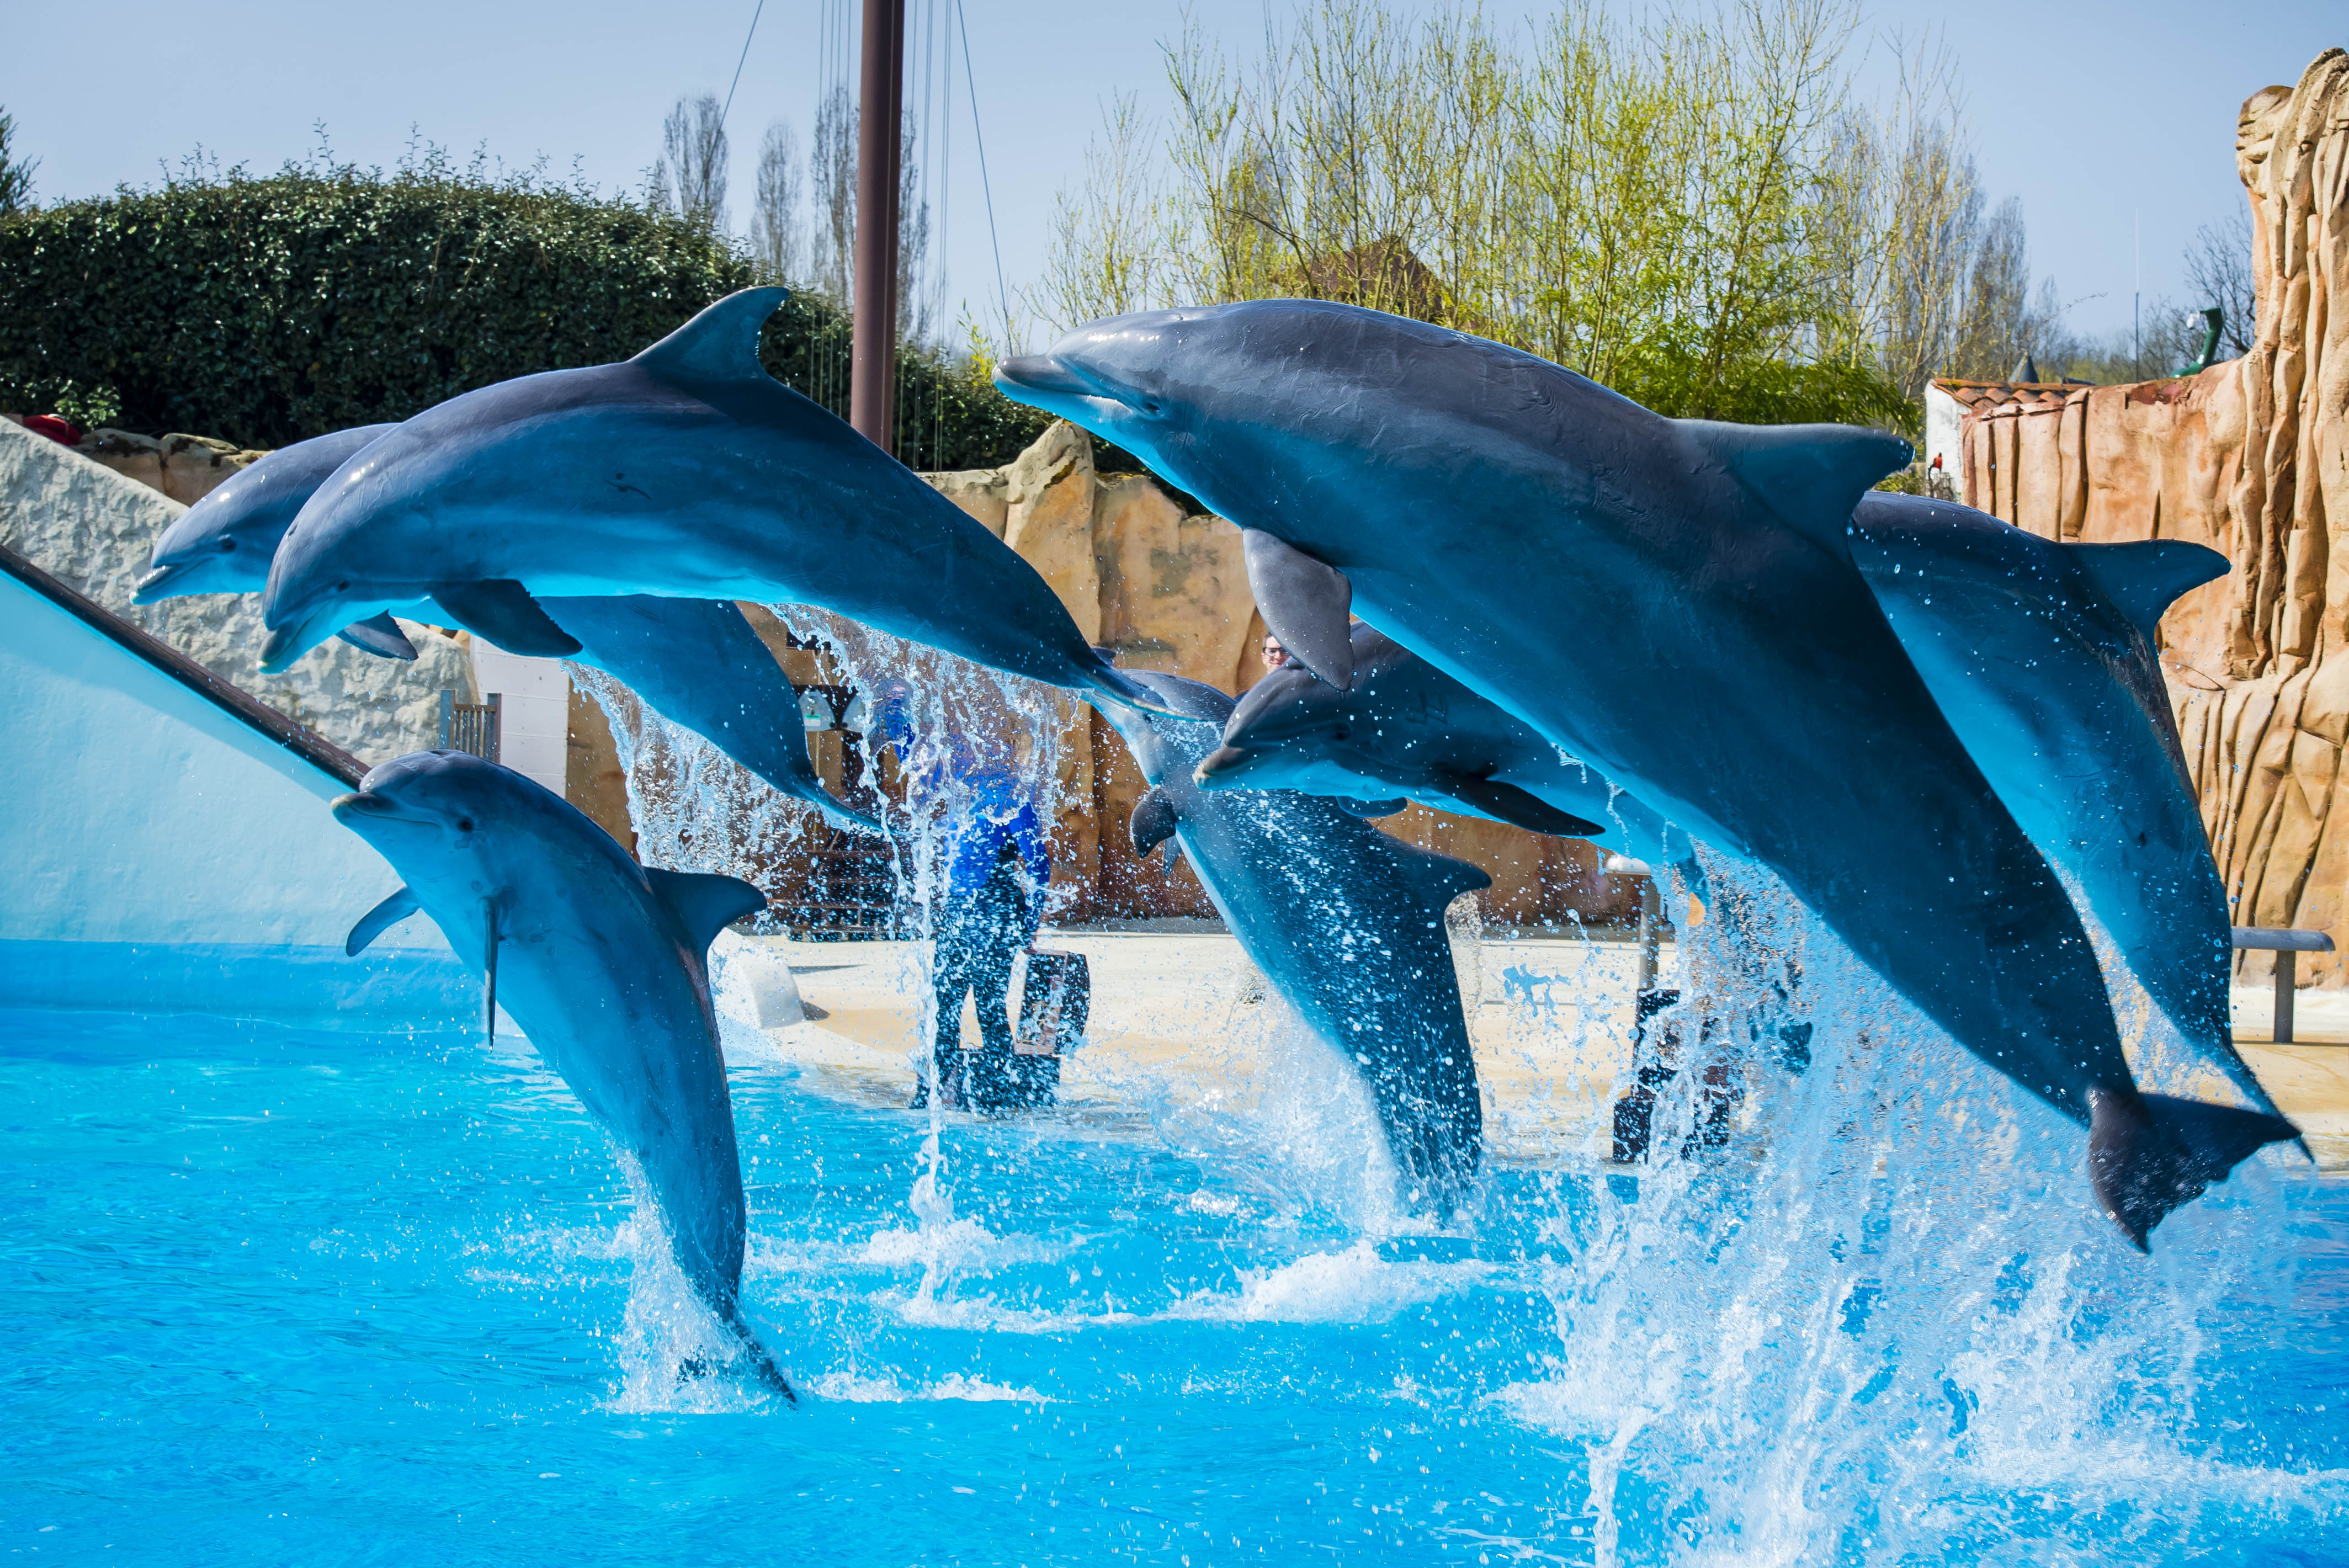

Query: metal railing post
[2231,926,2335,1044]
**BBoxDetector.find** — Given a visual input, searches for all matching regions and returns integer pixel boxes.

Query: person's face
[1260,635,1286,670]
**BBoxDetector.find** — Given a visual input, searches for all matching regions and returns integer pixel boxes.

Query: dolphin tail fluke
[2087,1089,2300,1250]
[708,1293,798,1405]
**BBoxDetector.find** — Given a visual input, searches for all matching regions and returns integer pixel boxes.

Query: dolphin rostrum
[258,286,1178,719]
[996,300,2296,1246]
[1198,623,1710,889]
[136,423,417,658]
[133,425,874,831]
[1850,491,2287,1125]
[333,749,794,1397]
[1093,668,1489,1218]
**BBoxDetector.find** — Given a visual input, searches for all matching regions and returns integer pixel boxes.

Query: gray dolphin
[257,286,1178,720]
[131,426,874,832]
[1198,623,1709,888]
[1850,492,2285,1123]
[333,749,793,1398]
[1093,668,1489,1218]
[996,300,2295,1246]
[135,423,417,658]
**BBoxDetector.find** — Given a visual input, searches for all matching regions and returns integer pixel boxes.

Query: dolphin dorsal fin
[1681,421,1912,551]
[347,885,422,955]
[632,287,790,384]
[646,867,768,954]
[1384,838,1492,913]
[2069,540,2230,641]
[1131,784,1182,859]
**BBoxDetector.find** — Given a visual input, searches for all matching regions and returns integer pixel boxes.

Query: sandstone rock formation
[923,423,1633,927]
[71,427,265,505]
[0,418,472,766]
[1948,47,2349,984]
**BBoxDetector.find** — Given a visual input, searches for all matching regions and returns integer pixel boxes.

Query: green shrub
[0,157,1050,469]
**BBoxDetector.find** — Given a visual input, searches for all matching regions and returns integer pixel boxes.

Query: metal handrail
[2233,926,2336,1044]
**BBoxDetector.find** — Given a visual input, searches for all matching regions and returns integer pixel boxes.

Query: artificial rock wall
[923,424,1632,927]
[0,419,475,767]
[1952,47,2349,982]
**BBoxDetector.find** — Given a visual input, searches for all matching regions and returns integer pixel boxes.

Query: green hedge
[0,162,1049,468]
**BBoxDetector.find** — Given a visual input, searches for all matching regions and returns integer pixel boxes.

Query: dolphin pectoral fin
[431,581,584,658]
[1242,530,1354,689]
[346,885,422,955]
[631,286,790,384]
[2069,540,2231,640]
[335,612,421,661]
[1682,421,1911,550]
[1334,796,1411,818]
[1435,773,1605,838]
[1131,785,1181,859]
[645,867,768,955]
[2087,1089,2300,1250]
[1384,838,1492,912]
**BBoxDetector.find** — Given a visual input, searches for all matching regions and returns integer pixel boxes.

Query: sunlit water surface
[1,982,2342,1566]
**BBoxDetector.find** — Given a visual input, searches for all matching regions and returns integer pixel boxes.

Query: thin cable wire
[955,0,1013,353]
[720,0,769,130]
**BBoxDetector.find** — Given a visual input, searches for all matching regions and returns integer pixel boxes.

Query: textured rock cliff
[0,418,473,766]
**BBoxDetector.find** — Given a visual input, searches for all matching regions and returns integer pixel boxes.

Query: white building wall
[0,572,448,952]
[1923,382,1964,498]
[468,641,569,796]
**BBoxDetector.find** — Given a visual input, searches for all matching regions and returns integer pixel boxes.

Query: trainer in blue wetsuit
[874,684,1052,1112]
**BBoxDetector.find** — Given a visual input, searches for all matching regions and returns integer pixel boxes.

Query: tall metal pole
[852,0,905,452]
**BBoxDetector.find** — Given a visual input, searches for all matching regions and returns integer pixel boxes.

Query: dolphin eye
[216,537,237,553]
[1332,725,1351,743]
[455,817,475,833]
[335,580,352,592]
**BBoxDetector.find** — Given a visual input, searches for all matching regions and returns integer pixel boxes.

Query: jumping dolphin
[996,300,2295,1246]
[333,749,794,1398]
[1850,492,2287,1124]
[257,286,1178,720]
[131,426,874,831]
[1198,623,1709,888]
[135,423,418,657]
[1093,668,1489,1218]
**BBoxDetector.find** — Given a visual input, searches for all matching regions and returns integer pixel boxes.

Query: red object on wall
[22,414,82,447]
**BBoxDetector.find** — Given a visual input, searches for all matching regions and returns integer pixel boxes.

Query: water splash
[1494,851,2316,1564]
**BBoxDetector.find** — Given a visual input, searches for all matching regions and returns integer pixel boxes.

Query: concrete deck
[722,931,2349,1173]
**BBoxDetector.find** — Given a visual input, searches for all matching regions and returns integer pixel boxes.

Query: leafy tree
[0,151,1045,465]
[0,107,36,216]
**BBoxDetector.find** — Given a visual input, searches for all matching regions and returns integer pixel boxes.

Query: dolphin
[1198,623,1711,890]
[257,286,1178,720]
[135,423,417,657]
[996,300,2296,1246]
[1092,668,1490,1218]
[130,426,875,832]
[1849,491,2287,1124]
[333,748,794,1398]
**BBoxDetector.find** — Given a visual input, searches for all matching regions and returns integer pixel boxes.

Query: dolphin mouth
[995,354,1094,397]
[329,791,423,828]
[259,616,327,673]
[1194,745,1255,785]
[132,561,199,602]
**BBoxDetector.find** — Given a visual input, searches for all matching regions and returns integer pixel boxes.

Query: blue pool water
[2,990,2344,1566]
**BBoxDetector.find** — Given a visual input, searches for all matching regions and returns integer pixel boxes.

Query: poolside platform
[724,930,2349,1174]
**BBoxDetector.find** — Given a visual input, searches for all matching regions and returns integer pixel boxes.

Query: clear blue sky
[4,1,2340,349]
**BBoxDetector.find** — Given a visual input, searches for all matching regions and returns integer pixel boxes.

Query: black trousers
[916,864,1032,1113]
